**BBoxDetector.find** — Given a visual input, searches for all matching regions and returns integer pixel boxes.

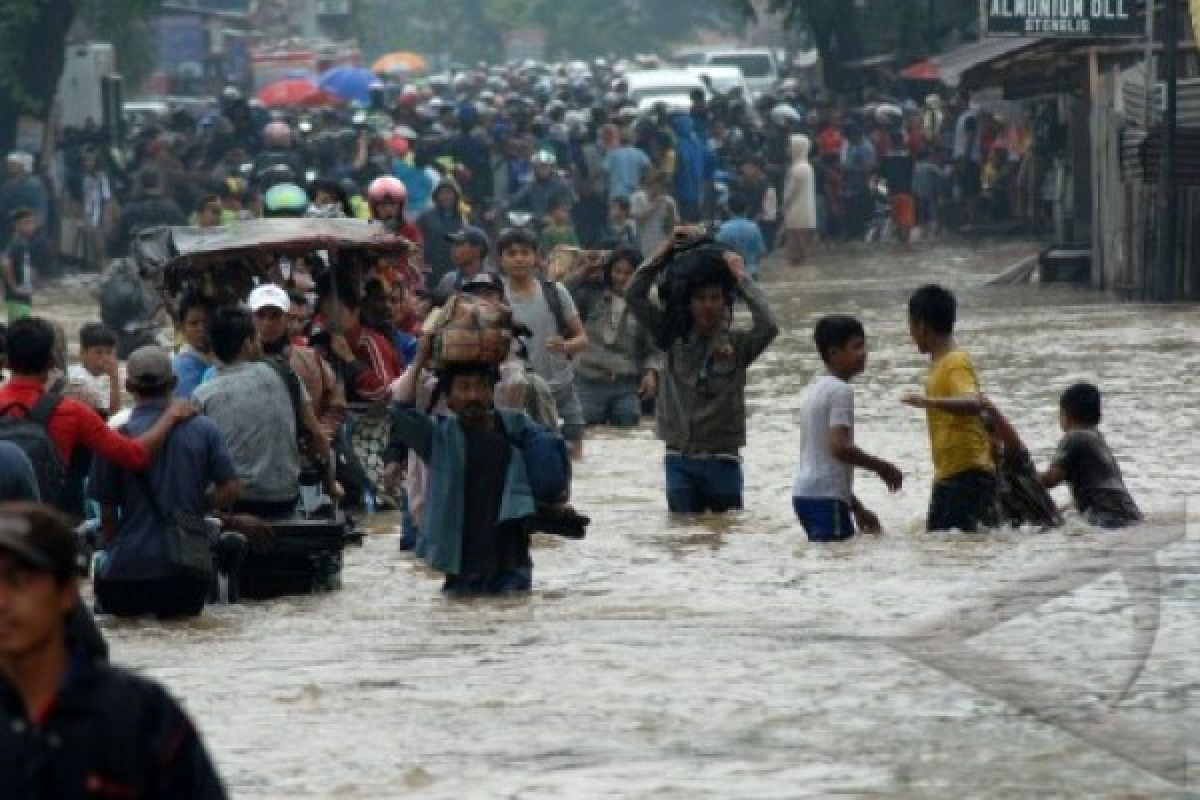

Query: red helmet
[367,176,408,211]
[263,120,292,148]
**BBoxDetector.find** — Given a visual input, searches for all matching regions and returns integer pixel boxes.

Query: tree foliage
[356,0,742,64]
[732,0,979,86]
[0,0,161,154]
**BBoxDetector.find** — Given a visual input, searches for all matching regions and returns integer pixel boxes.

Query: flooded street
[66,241,1198,797]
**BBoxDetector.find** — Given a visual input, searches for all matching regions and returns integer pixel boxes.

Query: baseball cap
[248,284,291,313]
[126,345,174,391]
[445,225,490,255]
[0,505,76,579]
[460,271,505,295]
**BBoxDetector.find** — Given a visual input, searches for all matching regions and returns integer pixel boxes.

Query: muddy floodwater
[53,241,1199,797]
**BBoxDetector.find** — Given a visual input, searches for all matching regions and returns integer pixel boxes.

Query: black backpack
[0,394,67,507]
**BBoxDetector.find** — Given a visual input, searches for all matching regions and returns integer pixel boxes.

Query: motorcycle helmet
[367,175,408,214]
[263,182,309,217]
[263,120,293,148]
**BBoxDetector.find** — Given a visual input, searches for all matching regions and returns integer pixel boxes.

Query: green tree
[356,0,741,65]
[0,0,161,155]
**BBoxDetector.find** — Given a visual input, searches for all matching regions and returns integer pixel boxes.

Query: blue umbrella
[317,66,379,105]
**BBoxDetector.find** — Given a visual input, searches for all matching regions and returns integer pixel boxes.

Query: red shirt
[345,326,401,403]
[0,377,149,469]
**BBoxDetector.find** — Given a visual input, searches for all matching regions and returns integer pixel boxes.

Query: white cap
[247,284,291,313]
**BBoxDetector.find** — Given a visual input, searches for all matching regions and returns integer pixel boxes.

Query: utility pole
[1157,0,1179,301]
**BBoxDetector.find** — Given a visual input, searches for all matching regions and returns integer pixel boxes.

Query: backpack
[539,279,571,339]
[0,394,67,507]
[498,415,571,503]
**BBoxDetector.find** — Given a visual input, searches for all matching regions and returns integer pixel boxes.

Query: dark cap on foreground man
[0,503,228,799]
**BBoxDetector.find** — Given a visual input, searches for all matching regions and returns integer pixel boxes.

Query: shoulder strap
[539,279,569,337]
[264,357,305,427]
[29,393,63,427]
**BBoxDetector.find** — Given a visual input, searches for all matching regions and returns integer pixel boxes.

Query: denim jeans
[792,497,856,542]
[577,375,642,427]
[664,453,743,513]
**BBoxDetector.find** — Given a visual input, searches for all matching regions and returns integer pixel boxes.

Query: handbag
[132,471,213,580]
[120,426,213,579]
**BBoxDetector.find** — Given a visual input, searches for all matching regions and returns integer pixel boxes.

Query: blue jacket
[388,407,536,575]
[671,116,705,207]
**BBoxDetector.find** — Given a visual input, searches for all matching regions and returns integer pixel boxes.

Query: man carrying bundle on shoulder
[627,226,779,514]
[384,287,584,595]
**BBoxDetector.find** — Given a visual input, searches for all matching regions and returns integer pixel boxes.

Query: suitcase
[237,513,356,600]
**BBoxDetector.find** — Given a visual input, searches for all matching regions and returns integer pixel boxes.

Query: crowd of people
[1,57,1046,295]
[0,56,1133,798]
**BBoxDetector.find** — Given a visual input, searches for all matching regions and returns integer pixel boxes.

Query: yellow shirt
[925,349,993,482]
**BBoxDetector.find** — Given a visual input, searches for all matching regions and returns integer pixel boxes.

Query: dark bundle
[653,237,738,350]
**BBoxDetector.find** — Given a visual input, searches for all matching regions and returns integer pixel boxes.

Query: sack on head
[430,293,515,369]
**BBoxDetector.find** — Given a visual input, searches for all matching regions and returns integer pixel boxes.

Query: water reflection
[47,241,1198,796]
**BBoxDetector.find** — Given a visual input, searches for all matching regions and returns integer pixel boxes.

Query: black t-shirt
[1052,428,1142,525]
[459,418,530,579]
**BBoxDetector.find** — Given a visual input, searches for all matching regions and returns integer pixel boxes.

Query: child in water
[1039,382,1142,529]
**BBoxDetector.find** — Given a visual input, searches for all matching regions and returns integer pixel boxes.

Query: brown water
[56,242,1200,797]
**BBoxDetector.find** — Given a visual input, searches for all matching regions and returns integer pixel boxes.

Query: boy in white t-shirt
[792,315,903,541]
[65,322,120,418]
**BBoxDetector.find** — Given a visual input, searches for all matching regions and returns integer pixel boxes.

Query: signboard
[986,0,1144,37]
[503,28,547,63]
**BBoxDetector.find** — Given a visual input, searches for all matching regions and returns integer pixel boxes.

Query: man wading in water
[627,227,779,513]
[385,338,541,594]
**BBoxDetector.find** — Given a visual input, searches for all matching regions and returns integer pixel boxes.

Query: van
[624,69,710,113]
[684,65,752,101]
[693,48,780,99]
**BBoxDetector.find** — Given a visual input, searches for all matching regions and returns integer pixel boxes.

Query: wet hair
[209,308,256,364]
[5,316,56,374]
[496,226,539,256]
[1060,382,1102,426]
[813,315,866,364]
[196,194,221,214]
[178,289,215,324]
[908,284,956,335]
[604,246,643,286]
[431,363,499,410]
[79,322,117,351]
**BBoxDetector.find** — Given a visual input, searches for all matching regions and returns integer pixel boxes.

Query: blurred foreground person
[0,503,227,798]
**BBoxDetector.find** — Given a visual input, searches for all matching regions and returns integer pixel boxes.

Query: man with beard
[385,338,540,595]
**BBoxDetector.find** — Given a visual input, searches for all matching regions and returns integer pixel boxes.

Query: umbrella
[318,66,380,105]
[900,59,941,82]
[257,78,339,109]
[372,52,428,76]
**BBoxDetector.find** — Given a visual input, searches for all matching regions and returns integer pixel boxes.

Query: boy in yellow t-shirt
[902,284,996,532]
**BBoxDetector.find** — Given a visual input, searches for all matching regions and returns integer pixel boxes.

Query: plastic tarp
[134,218,410,274]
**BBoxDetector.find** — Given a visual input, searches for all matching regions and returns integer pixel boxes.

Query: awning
[932,36,1049,87]
[134,218,412,274]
